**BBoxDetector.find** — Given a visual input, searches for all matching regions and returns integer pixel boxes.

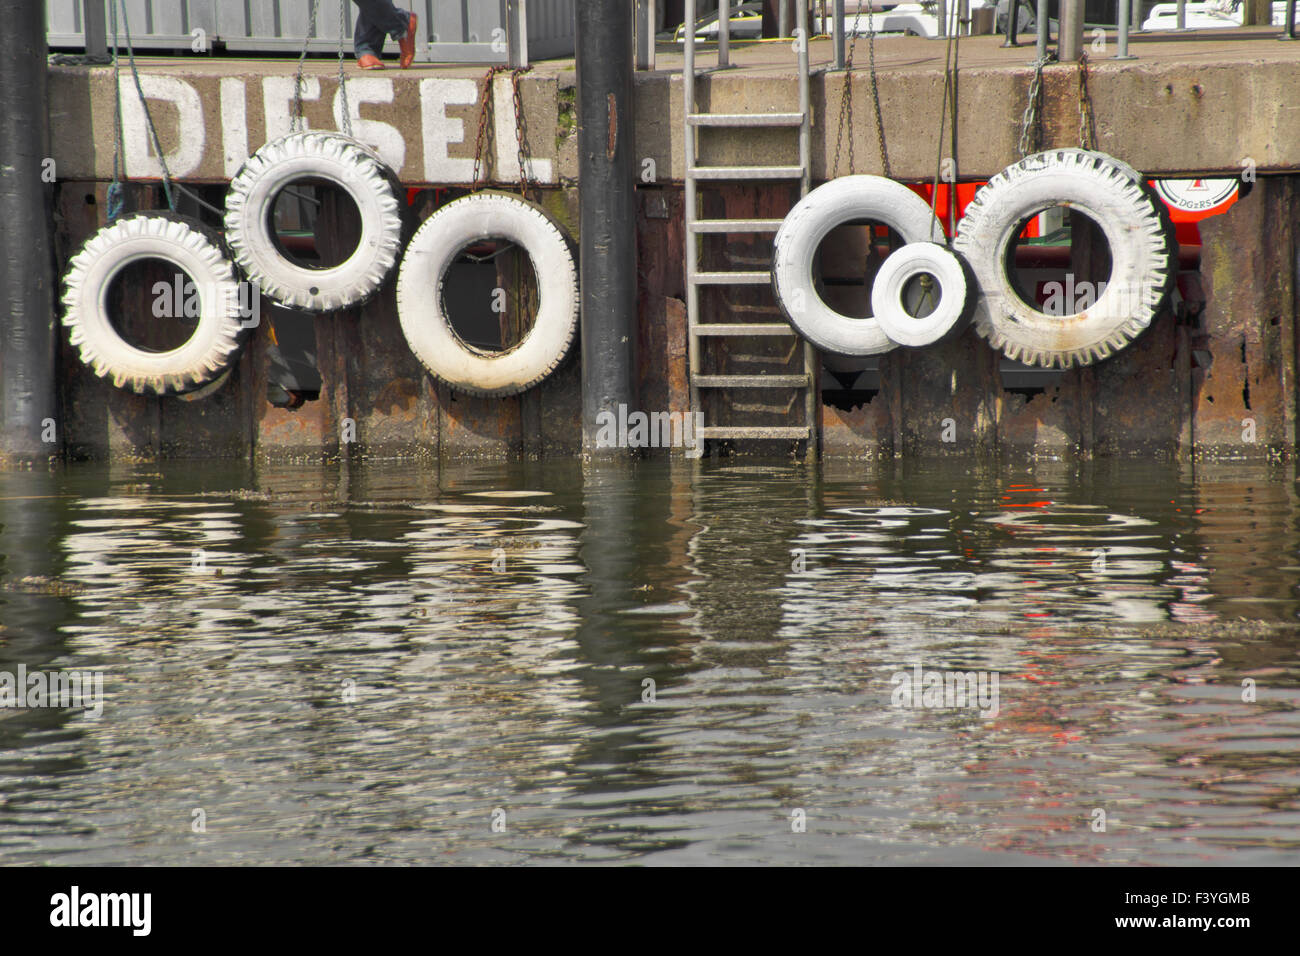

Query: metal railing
[49,0,566,66]
[666,0,1298,66]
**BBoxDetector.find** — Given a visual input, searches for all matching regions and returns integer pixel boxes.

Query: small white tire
[871,242,972,348]
[772,175,945,356]
[396,192,579,397]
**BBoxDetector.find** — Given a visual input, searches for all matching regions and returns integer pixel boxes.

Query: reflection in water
[0,459,1297,864]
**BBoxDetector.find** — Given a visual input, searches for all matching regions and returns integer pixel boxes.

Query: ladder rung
[694,374,808,388]
[689,166,804,181]
[687,112,805,128]
[692,323,795,336]
[692,271,770,285]
[699,426,811,440]
[690,219,784,234]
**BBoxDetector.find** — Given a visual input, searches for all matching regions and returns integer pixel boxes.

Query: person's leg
[352,0,416,66]
[353,0,409,43]
[352,1,388,60]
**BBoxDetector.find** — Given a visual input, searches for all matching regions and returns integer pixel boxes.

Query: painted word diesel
[891,664,1000,719]
[0,665,103,718]
[594,405,705,458]
[50,886,151,936]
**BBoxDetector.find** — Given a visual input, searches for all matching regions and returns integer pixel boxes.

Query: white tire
[772,175,944,356]
[871,242,971,348]
[1050,146,1143,184]
[225,131,403,312]
[396,192,579,397]
[953,149,1174,368]
[60,213,247,395]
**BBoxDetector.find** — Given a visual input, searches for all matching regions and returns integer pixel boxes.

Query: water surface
[1,458,1297,865]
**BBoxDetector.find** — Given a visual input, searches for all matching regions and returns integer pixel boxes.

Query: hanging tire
[772,175,945,356]
[953,149,1174,368]
[871,242,973,348]
[60,213,248,395]
[225,131,403,312]
[396,192,579,398]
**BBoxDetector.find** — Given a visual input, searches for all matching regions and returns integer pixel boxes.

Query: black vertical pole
[1,1,59,465]
[576,0,637,456]
[1002,0,1020,46]
[83,0,108,58]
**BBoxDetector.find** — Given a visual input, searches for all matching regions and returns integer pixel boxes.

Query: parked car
[1141,0,1299,28]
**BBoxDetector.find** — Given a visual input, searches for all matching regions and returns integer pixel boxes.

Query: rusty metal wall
[52,183,588,462]
[47,177,1300,462]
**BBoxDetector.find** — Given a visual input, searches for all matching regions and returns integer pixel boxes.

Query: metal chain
[337,0,352,137]
[292,0,320,133]
[1077,50,1095,151]
[831,5,862,177]
[471,65,534,198]
[1018,52,1055,157]
[472,65,509,189]
[831,6,890,179]
[511,67,535,201]
[865,5,890,178]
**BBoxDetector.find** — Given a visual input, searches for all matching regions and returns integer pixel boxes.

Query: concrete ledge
[49,30,1300,186]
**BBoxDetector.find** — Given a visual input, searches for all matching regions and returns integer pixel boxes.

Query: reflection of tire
[60,213,247,395]
[396,192,579,397]
[871,242,972,348]
[772,175,944,356]
[954,149,1174,368]
[225,131,403,312]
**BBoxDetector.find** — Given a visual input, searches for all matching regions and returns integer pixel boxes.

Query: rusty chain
[1078,50,1096,151]
[832,6,890,179]
[471,64,534,200]
[865,6,889,179]
[471,65,507,189]
[1018,51,1055,157]
[292,0,320,133]
[511,67,535,201]
[831,6,860,177]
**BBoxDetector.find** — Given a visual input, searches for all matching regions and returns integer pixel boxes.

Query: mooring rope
[109,0,225,221]
[106,0,125,221]
[928,9,960,238]
[114,0,174,212]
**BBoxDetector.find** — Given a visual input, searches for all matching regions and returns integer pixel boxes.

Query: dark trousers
[352,0,411,59]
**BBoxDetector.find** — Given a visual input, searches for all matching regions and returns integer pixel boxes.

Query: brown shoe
[399,13,418,69]
[358,53,385,70]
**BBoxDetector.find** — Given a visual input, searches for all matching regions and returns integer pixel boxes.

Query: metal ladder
[683,0,818,457]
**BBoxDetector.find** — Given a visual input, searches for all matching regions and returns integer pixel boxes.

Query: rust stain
[373,377,420,415]
[606,93,617,160]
